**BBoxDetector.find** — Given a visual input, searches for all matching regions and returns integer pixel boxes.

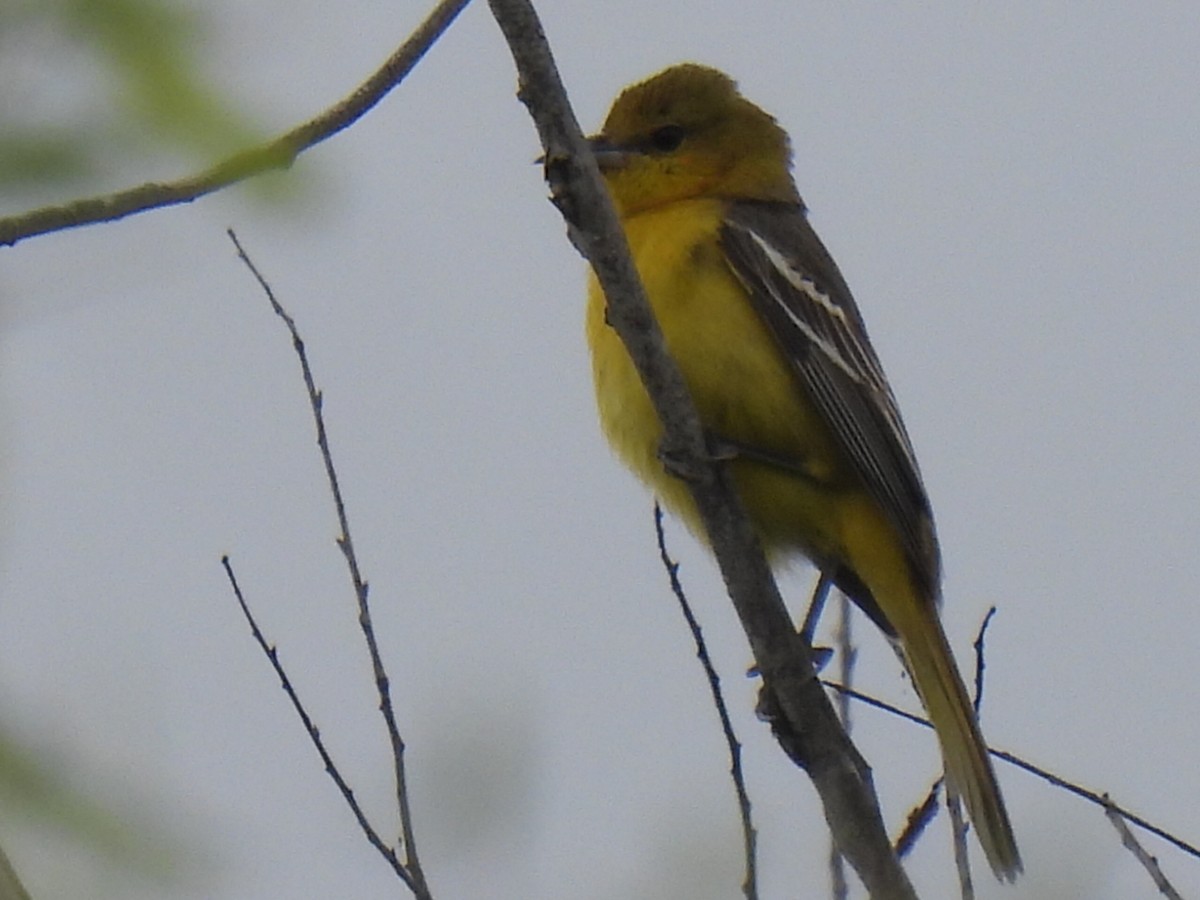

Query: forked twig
[221,556,419,893]
[227,230,431,898]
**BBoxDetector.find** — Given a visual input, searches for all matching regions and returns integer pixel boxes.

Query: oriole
[584,64,1021,881]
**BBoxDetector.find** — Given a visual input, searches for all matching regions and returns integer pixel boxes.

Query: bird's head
[589,64,800,216]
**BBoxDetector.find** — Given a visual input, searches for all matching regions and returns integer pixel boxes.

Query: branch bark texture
[486,1,918,897]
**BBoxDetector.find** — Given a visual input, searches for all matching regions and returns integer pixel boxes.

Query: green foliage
[0,728,188,889]
[0,134,92,188]
[0,0,262,192]
[62,0,259,156]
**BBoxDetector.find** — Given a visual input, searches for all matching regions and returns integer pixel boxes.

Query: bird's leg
[746,573,836,682]
[655,427,753,482]
[799,571,835,644]
[655,433,713,484]
[659,429,820,482]
[706,432,822,483]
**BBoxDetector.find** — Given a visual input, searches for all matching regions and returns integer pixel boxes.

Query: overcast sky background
[2,2,1199,898]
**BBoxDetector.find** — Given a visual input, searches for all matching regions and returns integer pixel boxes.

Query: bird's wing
[720,201,941,597]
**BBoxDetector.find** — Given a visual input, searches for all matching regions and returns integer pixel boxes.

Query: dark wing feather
[720,200,941,599]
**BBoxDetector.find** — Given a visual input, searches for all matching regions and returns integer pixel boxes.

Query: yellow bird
[585,63,1021,881]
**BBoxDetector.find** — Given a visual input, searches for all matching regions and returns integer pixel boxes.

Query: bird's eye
[648,124,685,153]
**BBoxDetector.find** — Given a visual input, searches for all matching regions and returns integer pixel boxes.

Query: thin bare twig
[833,592,856,729]
[652,505,758,900]
[1104,795,1185,900]
[228,230,431,898]
[0,0,472,247]
[991,746,1200,861]
[221,556,420,893]
[895,784,941,861]
[822,680,1200,864]
[487,3,916,896]
[829,589,855,900]
[970,607,997,715]
[946,790,974,900]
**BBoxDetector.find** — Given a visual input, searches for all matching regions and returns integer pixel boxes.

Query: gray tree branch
[485,1,918,896]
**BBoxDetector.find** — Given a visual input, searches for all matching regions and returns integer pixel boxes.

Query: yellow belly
[586,197,875,568]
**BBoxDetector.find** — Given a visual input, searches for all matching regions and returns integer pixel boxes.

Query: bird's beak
[533,136,630,171]
[587,135,632,172]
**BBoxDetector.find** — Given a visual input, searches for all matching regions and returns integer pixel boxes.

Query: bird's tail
[901,608,1023,882]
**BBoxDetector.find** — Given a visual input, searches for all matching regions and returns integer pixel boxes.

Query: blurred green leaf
[61,0,261,159]
[0,133,92,188]
[0,729,185,882]
[1,0,277,195]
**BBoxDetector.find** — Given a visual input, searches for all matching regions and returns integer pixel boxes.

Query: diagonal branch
[486,2,917,897]
[0,0,472,247]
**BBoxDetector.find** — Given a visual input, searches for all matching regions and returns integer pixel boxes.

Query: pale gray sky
[2,2,1199,898]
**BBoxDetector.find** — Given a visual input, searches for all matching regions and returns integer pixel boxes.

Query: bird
[583,63,1021,881]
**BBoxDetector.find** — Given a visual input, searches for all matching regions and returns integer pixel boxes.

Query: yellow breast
[586,198,861,565]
